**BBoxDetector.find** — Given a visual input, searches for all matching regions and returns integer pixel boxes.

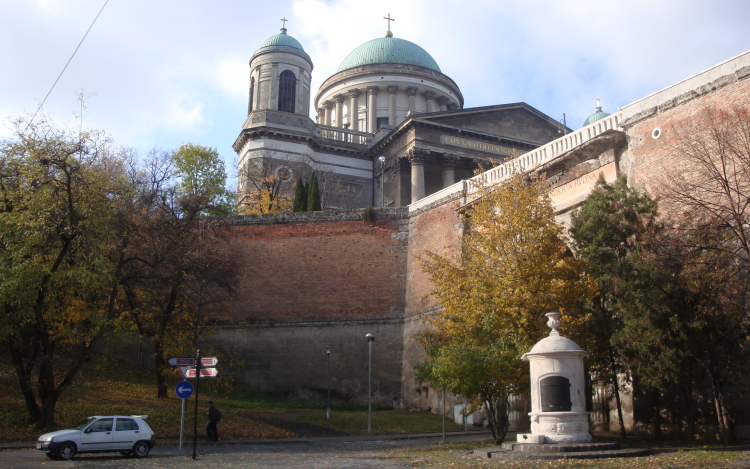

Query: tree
[660,106,750,268]
[292,176,307,212]
[416,172,594,443]
[569,174,660,439]
[172,143,234,216]
[307,171,321,212]
[0,116,130,428]
[655,105,750,443]
[117,150,240,398]
[415,325,527,443]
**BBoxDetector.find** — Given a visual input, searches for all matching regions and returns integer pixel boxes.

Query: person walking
[206,400,221,442]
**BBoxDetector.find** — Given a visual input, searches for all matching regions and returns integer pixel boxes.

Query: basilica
[233,21,594,209]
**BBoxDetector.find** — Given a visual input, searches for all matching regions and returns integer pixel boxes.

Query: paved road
[0,433,490,469]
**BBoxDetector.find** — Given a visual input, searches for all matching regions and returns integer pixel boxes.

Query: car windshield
[69,418,95,430]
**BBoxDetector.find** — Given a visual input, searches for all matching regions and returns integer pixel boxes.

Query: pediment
[415,103,568,146]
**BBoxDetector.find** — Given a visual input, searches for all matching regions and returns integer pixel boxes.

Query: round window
[652,128,662,139]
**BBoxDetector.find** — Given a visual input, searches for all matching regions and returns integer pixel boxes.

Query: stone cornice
[315,63,464,109]
[370,116,540,156]
[233,126,372,160]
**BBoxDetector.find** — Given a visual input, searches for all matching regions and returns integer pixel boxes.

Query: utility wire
[25,0,110,132]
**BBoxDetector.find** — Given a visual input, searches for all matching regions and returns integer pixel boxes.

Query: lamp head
[366,333,375,342]
[378,155,386,165]
[326,345,331,354]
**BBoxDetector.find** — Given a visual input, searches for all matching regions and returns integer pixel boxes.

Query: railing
[318,125,371,146]
[408,110,624,213]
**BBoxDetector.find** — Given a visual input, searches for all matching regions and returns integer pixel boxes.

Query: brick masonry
[207,53,750,420]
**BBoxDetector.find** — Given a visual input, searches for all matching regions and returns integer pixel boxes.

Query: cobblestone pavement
[1,434,489,469]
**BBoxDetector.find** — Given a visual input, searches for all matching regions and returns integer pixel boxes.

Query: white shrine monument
[517,312,592,444]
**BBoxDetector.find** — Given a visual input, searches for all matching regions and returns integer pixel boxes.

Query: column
[316,108,324,124]
[387,86,398,125]
[270,63,279,109]
[334,94,345,128]
[423,91,436,113]
[441,154,459,188]
[437,96,449,112]
[408,148,428,203]
[406,87,418,115]
[324,101,332,126]
[367,86,379,133]
[392,157,411,207]
[349,89,361,132]
[296,67,304,115]
[447,103,459,111]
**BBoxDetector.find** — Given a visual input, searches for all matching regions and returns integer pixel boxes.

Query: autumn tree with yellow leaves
[415,172,594,443]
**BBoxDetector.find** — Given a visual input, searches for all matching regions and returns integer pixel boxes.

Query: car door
[112,418,141,450]
[79,418,114,452]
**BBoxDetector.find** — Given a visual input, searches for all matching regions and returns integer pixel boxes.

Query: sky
[2,0,749,187]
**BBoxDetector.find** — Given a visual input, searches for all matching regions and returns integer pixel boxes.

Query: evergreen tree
[307,172,321,211]
[292,176,307,212]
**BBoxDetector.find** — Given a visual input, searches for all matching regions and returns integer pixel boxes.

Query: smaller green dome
[252,28,311,63]
[337,36,441,73]
[582,99,611,127]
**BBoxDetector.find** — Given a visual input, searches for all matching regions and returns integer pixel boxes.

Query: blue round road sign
[175,380,194,399]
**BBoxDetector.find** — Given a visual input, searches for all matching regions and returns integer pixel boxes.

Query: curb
[0,430,492,452]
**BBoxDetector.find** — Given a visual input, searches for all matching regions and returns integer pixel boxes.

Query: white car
[36,415,156,460]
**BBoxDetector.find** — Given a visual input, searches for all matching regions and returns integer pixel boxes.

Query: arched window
[248,77,255,114]
[278,70,296,113]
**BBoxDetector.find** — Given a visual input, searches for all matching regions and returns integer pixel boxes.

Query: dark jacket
[208,406,221,423]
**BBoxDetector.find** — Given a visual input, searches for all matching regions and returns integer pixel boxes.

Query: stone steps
[472,442,651,461]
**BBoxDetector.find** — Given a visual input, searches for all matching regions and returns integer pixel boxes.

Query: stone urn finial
[545,312,561,336]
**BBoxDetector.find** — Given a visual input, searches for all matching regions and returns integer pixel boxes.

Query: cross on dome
[280,17,288,28]
[383,13,395,37]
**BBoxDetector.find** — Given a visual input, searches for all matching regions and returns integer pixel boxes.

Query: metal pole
[368,339,372,434]
[381,166,385,208]
[179,398,185,455]
[442,389,446,443]
[192,349,201,460]
[464,396,468,433]
[326,346,331,420]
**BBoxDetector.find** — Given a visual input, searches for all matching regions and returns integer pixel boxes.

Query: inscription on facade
[440,135,515,156]
[548,162,617,208]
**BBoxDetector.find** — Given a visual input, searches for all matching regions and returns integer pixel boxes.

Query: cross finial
[383,13,395,37]
[280,17,288,29]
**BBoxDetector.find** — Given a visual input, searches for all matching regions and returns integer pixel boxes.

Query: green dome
[583,104,611,127]
[337,37,441,73]
[252,28,311,63]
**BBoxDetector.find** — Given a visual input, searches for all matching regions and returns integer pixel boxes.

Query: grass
[295,410,469,435]
[0,352,454,443]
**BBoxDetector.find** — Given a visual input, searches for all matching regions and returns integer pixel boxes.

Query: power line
[25,0,110,131]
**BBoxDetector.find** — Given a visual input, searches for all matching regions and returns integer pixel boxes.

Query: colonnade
[318,87,458,133]
[403,149,460,203]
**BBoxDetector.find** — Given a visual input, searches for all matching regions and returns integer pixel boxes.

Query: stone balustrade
[408,110,624,213]
[318,125,371,146]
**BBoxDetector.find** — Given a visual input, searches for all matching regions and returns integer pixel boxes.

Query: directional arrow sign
[184,367,218,378]
[200,357,218,367]
[175,380,194,399]
[169,357,218,366]
[168,357,196,366]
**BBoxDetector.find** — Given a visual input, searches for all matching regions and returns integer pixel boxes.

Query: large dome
[337,37,441,73]
[251,28,311,63]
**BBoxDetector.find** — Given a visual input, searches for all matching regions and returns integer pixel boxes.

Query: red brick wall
[623,76,750,202]
[227,216,407,320]
[405,201,463,315]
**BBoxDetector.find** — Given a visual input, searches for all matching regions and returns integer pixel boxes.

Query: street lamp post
[366,333,375,434]
[326,345,331,420]
[378,156,386,207]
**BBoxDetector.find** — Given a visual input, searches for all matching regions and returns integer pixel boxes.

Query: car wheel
[57,442,76,460]
[45,452,57,459]
[132,441,149,458]
[120,451,131,456]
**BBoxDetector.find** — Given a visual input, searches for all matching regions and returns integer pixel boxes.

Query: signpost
[167,353,219,460]
[174,381,193,455]
[183,367,219,378]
